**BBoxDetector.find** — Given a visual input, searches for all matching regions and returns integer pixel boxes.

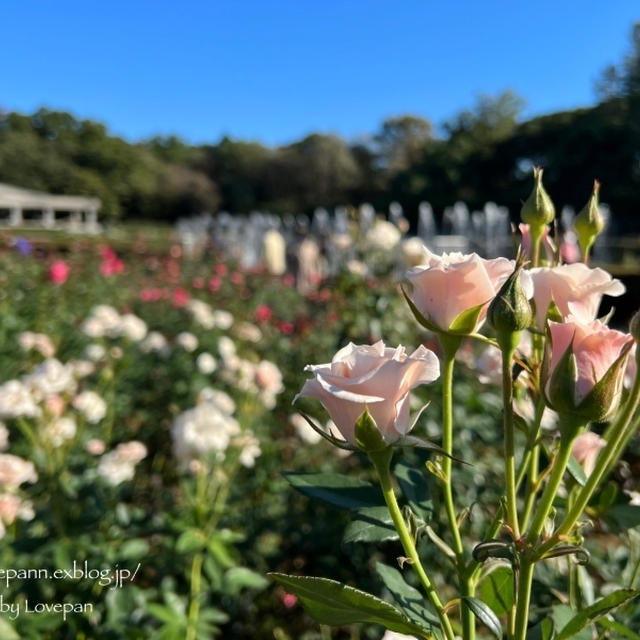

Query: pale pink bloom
[295,341,439,445]
[529,264,624,328]
[114,441,147,464]
[0,494,20,524]
[44,416,76,446]
[519,223,555,263]
[571,431,606,476]
[560,231,580,264]
[0,493,33,525]
[19,332,55,358]
[85,439,106,456]
[625,344,637,389]
[476,345,503,385]
[45,395,65,417]
[406,249,519,333]
[0,454,37,488]
[546,319,632,406]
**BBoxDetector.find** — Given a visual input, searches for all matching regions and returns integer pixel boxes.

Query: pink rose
[48,260,69,285]
[405,249,517,333]
[571,431,606,476]
[295,341,439,445]
[544,319,633,420]
[529,264,625,328]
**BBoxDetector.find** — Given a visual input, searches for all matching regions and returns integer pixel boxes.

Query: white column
[42,207,55,229]
[9,207,23,227]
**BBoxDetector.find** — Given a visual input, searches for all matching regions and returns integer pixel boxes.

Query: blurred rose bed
[1,231,639,640]
[0,231,437,639]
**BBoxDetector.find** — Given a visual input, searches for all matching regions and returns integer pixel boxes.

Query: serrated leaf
[283,472,383,510]
[394,460,433,522]
[343,506,398,543]
[478,566,514,617]
[556,589,640,640]
[375,562,440,629]
[461,596,503,639]
[269,573,434,636]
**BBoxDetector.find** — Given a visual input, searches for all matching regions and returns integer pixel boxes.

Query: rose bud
[487,255,533,348]
[542,319,633,424]
[574,180,605,262]
[521,167,555,231]
[294,341,439,447]
[404,248,515,335]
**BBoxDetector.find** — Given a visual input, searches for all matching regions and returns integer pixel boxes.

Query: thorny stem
[369,449,456,640]
[440,339,475,640]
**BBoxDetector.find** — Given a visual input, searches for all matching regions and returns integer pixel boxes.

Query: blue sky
[3,1,637,146]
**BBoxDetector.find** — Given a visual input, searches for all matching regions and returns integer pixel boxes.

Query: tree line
[2,24,640,231]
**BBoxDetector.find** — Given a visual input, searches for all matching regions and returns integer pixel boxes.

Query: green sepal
[448,301,488,335]
[355,408,388,453]
[544,334,579,419]
[297,411,357,450]
[575,338,634,422]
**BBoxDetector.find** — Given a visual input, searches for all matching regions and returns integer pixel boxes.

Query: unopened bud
[487,256,532,341]
[521,167,555,230]
[574,181,605,260]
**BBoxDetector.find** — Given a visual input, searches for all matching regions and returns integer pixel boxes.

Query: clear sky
[3,1,637,146]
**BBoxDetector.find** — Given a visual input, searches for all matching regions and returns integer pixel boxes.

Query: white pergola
[0,183,101,232]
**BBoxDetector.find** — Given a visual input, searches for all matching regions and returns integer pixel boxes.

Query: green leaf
[120,538,150,559]
[597,616,640,640]
[223,567,268,594]
[461,597,503,640]
[394,460,433,522]
[343,506,398,543]
[556,589,640,640]
[147,603,182,625]
[269,573,434,636]
[526,618,554,640]
[478,566,514,617]
[375,562,440,629]
[552,605,591,640]
[283,472,383,510]
[605,504,640,530]
[566,455,587,486]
